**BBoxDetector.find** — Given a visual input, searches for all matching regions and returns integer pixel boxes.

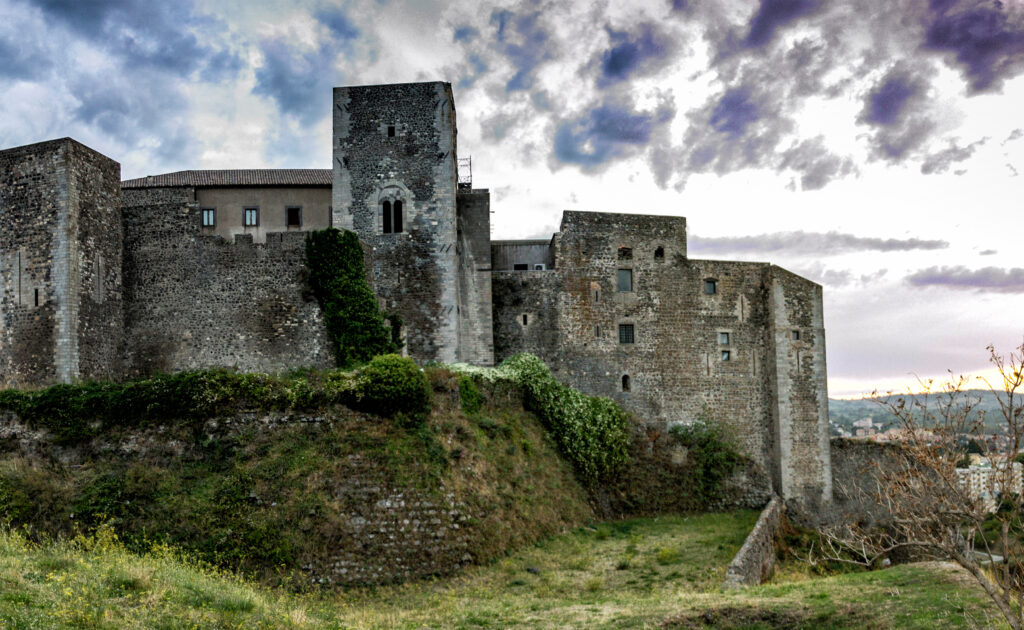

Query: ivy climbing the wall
[305,228,399,367]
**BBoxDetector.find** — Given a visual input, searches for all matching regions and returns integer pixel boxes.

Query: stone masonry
[0,82,832,509]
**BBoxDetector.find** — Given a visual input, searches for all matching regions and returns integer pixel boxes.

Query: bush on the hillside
[305,228,399,367]
[459,376,484,416]
[669,417,743,503]
[355,354,431,424]
[455,354,630,484]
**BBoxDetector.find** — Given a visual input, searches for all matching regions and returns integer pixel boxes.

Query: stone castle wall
[333,82,460,363]
[121,187,333,376]
[455,188,494,365]
[0,138,122,386]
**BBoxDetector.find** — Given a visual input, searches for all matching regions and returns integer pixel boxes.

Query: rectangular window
[792,330,801,341]
[534,264,545,271]
[617,268,633,292]
[286,206,301,227]
[719,332,730,345]
[201,208,215,227]
[721,350,731,361]
[244,207,259,227]
[388,125,396,137]
[704,279,717,294]
[618,247,632,260]
[513,263,528,271]
[618,324,635,344]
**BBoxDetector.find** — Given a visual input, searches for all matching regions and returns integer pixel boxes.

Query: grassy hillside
[0,512,1003,629]
[0,363,595,586]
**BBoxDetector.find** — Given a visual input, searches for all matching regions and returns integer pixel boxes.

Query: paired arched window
[382,199,404,234]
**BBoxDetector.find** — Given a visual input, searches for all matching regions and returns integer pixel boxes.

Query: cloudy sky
[1,0,1022,397]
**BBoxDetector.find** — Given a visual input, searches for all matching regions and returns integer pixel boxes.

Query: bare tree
[819,341,1024,630]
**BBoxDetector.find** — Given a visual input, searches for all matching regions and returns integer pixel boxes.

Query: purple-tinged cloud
[671,0,688,12]
[907,265,1024,292]
[709,87,759,137]
[920,137,987,174]
[743,0,824,48]
[596,24,675,87]
[923,0,1024,93]
[863,74,919,126]
[689,231,948,256]
[491,8,554,92]
[780,137,858,190]
[553,100,674,170]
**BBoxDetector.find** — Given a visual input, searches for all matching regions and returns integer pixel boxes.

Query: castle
[0,81,831,510]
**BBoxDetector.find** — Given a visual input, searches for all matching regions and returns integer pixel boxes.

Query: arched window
[393,200,403,233]
[382,200,392,233]
[621,374,631,392]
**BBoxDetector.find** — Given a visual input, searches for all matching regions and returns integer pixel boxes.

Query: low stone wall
[723,495,784,589]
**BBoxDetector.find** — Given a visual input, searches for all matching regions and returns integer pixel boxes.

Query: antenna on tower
[457,156,472,190]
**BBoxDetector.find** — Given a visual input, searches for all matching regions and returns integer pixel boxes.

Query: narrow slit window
[617,268,633,292]
[618,324,635,344]
[719,332,730,345]
[243,207,259,227]
[593,289,600,302]
[522,314,528,326]
[595,325,601,338]
[704,278,717,295]
[393,200,403,233]
[622,375,631,392]
[34,288,39,307]
[201,208,215,227]
[286,206,301,227]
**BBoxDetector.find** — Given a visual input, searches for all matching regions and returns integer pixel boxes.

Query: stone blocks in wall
[333,82,459,363]
[122,187,333,376]
[0,138,122,386]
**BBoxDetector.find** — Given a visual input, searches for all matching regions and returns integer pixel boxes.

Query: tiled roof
[122,169,332,188]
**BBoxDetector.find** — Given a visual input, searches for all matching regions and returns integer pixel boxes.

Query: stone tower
[0,138,123,386]
[332,82,460,363]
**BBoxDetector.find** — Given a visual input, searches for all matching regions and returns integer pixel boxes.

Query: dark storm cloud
[906,266,1024,292]
[922,0,1024,93]
[863,73,919,126]
[24,0,240,78]
[0,34,49,80]
[709,87,759,137]
[689,231,949,256]
[453,25,479,42]
[596,24,676,87]
[253,38,344,126]
[858,66,935,161]
[743,0,825,48]
[920,137,986,174]
[490,7,554,92]
[552,99,674,170]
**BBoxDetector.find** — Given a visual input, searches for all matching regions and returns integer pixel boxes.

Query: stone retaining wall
[723,495,784,588]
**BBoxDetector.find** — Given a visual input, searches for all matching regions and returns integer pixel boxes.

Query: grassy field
[0,510,1007,629]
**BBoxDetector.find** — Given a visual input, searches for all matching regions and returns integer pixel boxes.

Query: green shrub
[452,354,630,484]
[305,228,398,367]
[459,376,484,416]
[355,355,431,423]
[669,416,743,503]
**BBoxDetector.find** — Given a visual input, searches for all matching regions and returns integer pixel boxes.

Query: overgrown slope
[0,362,594,586]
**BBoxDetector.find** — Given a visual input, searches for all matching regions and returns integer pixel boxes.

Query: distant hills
[828,389,1014,436]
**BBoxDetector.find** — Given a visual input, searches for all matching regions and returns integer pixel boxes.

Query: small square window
[201,208,215,227]
[618,247,632,260]
[513,263,528,271]
[619,324,635,344]
[719,332,730,345]
[704,279,717,294]
[244,207,259,227]
[286,206,301,227]
[617,268,633,292]
[792,330,800,341]
[721,350,731,361]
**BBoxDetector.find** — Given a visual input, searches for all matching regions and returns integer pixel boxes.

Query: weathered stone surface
[723,495,784,588]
